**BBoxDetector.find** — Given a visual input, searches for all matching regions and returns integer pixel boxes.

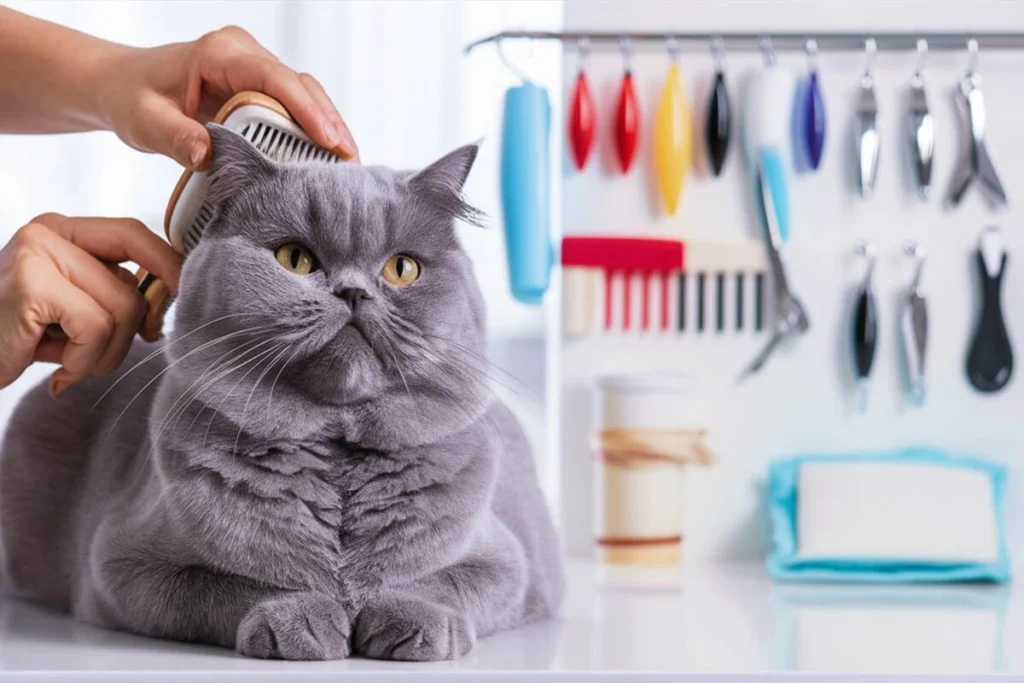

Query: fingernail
[323,121,341,147]
[190,142,206,168]
[50,379,70,397]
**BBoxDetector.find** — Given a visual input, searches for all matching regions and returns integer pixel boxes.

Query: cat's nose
[335,286,371,307]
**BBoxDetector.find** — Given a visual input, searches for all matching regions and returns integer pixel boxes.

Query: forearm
[0,6,130,134]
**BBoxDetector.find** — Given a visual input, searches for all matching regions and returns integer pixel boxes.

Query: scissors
[740,155,810,378]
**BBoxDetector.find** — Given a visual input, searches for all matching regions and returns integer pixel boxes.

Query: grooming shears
[947,40,1008,208]
[740,155,810,378]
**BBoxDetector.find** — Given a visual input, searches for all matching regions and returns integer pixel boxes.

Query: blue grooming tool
[500,82,552,305]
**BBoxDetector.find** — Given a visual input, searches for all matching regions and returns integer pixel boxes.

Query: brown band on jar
[597,535,683,547]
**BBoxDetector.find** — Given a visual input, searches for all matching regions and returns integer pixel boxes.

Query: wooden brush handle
[135,268,172,341]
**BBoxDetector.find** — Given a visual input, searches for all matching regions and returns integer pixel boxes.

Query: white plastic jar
[593,372,708,566]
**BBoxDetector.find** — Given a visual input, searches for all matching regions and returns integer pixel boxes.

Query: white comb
[167,93,347,255]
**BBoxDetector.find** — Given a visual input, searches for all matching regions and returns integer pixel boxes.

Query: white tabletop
[0,560,1019,682]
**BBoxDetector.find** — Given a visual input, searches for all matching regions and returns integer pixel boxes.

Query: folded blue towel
[767,447,1011,583]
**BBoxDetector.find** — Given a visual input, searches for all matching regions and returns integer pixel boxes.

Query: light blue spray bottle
[501,81,552,305]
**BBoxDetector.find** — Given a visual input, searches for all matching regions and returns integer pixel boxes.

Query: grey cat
[0,124,563,661]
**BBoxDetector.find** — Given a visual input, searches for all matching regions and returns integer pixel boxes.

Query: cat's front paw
[236,593,350,660]
[353,596,475,661]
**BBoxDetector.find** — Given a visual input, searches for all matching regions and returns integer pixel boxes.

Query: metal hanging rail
[464,30,1024,54]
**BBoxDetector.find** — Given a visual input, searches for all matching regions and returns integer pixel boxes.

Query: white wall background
[558,0,1024,563]
[0,1,562,456]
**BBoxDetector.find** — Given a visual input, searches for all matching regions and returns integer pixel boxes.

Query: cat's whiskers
[91,312,265,409]
[129,340,287,496]
[265,345,304,422]
[232,343,295,456]
[417,331,543,405]
[387,314,529,394]
[176,335,290,436]
[403,335,545,423]
[403,353,510,461]
[149,338,286,458]
[105,324,280,436]
[201,341,289,457]
[377,334,422,428]
[402,349,515,465]
[121,335,283,495]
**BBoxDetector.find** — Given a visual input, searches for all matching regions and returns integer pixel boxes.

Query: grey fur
[0,124,563,661]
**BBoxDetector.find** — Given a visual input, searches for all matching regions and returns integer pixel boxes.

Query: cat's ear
[409,143,485,227]
[206,123,276,203]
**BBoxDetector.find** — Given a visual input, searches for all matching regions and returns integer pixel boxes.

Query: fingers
[32,337,66,365]
[21,221,148,381]
[2,215,178,392]
[223,56,358,159]
[194,28,358,159]
[29,271,114,397]
[133,95,213,170]
[297,72,359,162]
[32,213,183,294]
[109,264,140,288]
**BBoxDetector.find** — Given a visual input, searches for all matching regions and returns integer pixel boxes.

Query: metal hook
[805,38,818,71]
[576,36,590,70]
[619,36,633,72]
[905,241,927,291]
[863,37,878,76]
[496,37,530,83]
[856,241,878,282]
[967,37,980,76]
[711,36,726,72]
[666,35,680,63]
[759,36,776,66]
[914,39,928,77]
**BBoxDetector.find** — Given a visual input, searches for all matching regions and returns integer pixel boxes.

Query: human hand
[97,25,358,169]
[0,214,183,395]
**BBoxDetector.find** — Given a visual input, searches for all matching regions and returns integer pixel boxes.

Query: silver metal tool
[900,242,928,406]
[908,40,934,200]
[947,39,1008,208]
[856,38,880,198]
[740,157,810,378]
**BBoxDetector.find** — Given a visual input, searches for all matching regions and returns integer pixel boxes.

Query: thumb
[139,98,211,170]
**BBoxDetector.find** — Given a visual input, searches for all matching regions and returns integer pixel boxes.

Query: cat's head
[167,124,489,447]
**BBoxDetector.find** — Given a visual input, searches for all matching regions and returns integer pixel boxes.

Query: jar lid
[594,371,692,393]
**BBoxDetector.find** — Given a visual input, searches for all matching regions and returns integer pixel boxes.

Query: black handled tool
[853,243,878,412]
[967,227,1013,392]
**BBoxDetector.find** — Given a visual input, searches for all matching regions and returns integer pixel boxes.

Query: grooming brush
[136,91,352,339]
[560,235,768,337]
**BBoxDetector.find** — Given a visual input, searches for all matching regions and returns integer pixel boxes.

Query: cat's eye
[381,254,420,287]
[275,243,317,275]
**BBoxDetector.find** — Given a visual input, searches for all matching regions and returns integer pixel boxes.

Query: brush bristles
[240,122,339,164]
[180,121,340,254]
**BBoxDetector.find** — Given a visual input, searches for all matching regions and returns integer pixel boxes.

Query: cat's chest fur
[170,437,436,592]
